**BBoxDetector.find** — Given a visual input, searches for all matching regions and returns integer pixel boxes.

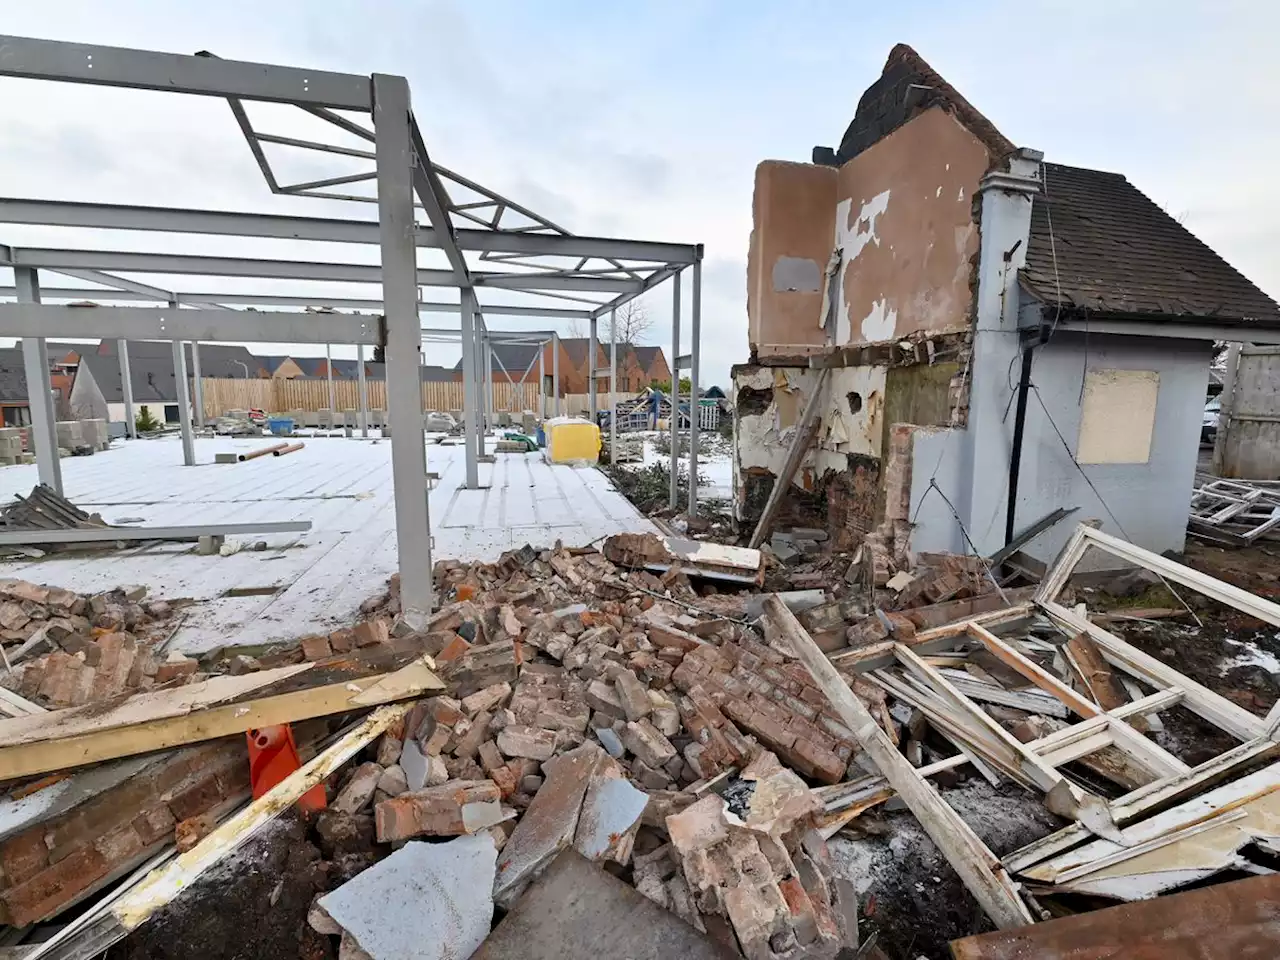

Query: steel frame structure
[0,35,703,622]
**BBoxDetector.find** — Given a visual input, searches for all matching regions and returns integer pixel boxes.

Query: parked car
[1202,396,1221,443]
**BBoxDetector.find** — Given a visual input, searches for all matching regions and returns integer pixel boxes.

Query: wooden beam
[747,367,830,549]
[39,703,411,959]
[763,595,1034,930]
[0,654,442,780]
[967,623,1101,718]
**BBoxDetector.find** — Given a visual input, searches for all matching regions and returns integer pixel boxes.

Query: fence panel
[200,377,544,420]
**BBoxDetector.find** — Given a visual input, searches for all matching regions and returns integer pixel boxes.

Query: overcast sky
[2,1,1278,387]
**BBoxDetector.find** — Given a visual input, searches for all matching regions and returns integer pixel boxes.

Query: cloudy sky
[2,1,1277,386]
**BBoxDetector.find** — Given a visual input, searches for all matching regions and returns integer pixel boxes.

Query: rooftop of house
[451,342,544,378]
[631,345,664,370]
[0,348,29,403]
[1022,163,1280,325]
[77,352,182,404]
[363,363,455,383]
[817,43,1014,168]
[95,340,262,378]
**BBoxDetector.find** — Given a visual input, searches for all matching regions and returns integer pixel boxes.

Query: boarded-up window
[1076,369,1160,464]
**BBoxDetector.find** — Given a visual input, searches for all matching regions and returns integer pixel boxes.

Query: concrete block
[317,834,497,960]
[215,453,238,464]
[574,770,647,864]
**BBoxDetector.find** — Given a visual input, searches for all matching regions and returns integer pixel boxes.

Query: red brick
[166,775,224,823]
[436,635,472,663]
[300,635,333,661]
[46,776,158,862]
[374,780,500,841]
[328,628,355,653]
[2,845,110,927]
[94,823,145,864]
[155,656,198,684]
[0,827,48,888]
[131,805,177,846]
[791,737,846,785]
[352,618,390,648]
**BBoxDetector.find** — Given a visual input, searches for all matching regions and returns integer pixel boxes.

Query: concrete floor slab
[0,434,655,653]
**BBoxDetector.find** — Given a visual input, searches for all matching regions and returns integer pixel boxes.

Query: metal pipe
[1005,344,1035,547]
[688,260,702,518]
[272,442,306,456]
[669,271,682,510]
[239,442,290,461]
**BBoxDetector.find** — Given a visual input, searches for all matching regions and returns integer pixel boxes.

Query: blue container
[536,425,546,447]
[267,417,295,437]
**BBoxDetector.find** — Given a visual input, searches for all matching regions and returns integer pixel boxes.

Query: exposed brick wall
[826,454,881,551]
[0,738,251,927]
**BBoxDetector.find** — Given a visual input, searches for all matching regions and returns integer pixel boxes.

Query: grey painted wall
[1010,329,1211,564]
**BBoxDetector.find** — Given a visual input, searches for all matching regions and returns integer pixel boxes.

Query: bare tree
[565,300,654,346]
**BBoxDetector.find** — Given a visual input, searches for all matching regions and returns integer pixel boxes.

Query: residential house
[256,355,306,379]
[737,43,1280,565]
[70,353,186,426]
[365,363,455,383]
[0,348,31,426]
[630,345,672,389]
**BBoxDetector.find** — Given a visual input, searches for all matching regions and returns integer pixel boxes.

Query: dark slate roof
[96,340,262,378]
[0,349,29,403]
[631,345,663,371]
[255,355,292,375]
[363,363,454,383]
[1022,163,1280,325]
[291,357,327,377]
[559,337,603,369]
[78,352,181,404]
[819,44,1014,167]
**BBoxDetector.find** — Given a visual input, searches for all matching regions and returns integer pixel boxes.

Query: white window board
[1076,369,1160,465]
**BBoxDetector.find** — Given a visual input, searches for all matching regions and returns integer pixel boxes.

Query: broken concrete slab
[473,850,734,960]
[493,742,610,909]
[574,765,648,864]
[318,833,498,960]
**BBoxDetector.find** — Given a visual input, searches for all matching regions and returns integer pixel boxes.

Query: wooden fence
[198,377,549,420]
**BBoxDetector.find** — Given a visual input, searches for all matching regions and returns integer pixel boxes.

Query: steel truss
[0,35,706,622]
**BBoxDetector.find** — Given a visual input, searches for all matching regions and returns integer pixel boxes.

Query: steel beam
[589,316,598,422]
[356,343,369,438]
[118,339,136,439]
[0,36,371,109]
[669,270,682,510]
[16,268,61,494]
[190,341,205,428]
[459,289,480,487]
[0,520,311,545]
[609,308,618,462]
[0,304,379,344]
[688,261,702,518]
[0,197,700,264]
[373,73,433,622]
[552,331,561,417]
[170,332,195,467]
[0,248,637,292]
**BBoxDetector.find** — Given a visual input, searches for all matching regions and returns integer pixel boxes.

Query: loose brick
[374,780,500,841]
[585,679,627,720]
[352,618,390,648]
[174,814,217,854]
[95,822,145,864]
[300,635,333,661]
[131,804,178,846]
[328,627,355,653]
[612,669,652,722]
[621,719,677,769]
[461,682,512,716]
[332,762,382,814]
[166,775,224,823]
[155,655,198,684]
[496,724,557,761]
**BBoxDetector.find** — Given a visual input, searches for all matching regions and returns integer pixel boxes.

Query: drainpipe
[1005,344,1035,547]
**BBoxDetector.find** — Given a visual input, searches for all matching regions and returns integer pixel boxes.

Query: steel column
[190,341,205,428]
[609,308,618,461]
[589,316,598,422]
[325,343,336,417]
[688,261,702,518]
[117,339,137,439]
[374,73,433,622]
[471,319,486,456]
[485,340,495,427]
[16,268,62,494]
[552,331,561,417]
[459,290,481,488]
[170,324,196,466]
[538,347,545,419]
[668,271,682,510]
[356,342,369,437]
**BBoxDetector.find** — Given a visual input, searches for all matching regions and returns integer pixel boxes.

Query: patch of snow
[1220,637,1280,675]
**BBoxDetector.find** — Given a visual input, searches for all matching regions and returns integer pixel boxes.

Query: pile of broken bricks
[0,578,200,710]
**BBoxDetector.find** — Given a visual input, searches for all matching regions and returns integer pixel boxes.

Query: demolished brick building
[736,44,1280,569]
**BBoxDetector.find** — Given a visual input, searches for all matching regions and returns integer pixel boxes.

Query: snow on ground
[1220,636,1280,675]
[618,430,734,503]
[0,433,654,654]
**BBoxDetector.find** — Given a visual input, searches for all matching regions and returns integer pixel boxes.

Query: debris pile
[3,521,1280,957]
[0,579,193,709]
